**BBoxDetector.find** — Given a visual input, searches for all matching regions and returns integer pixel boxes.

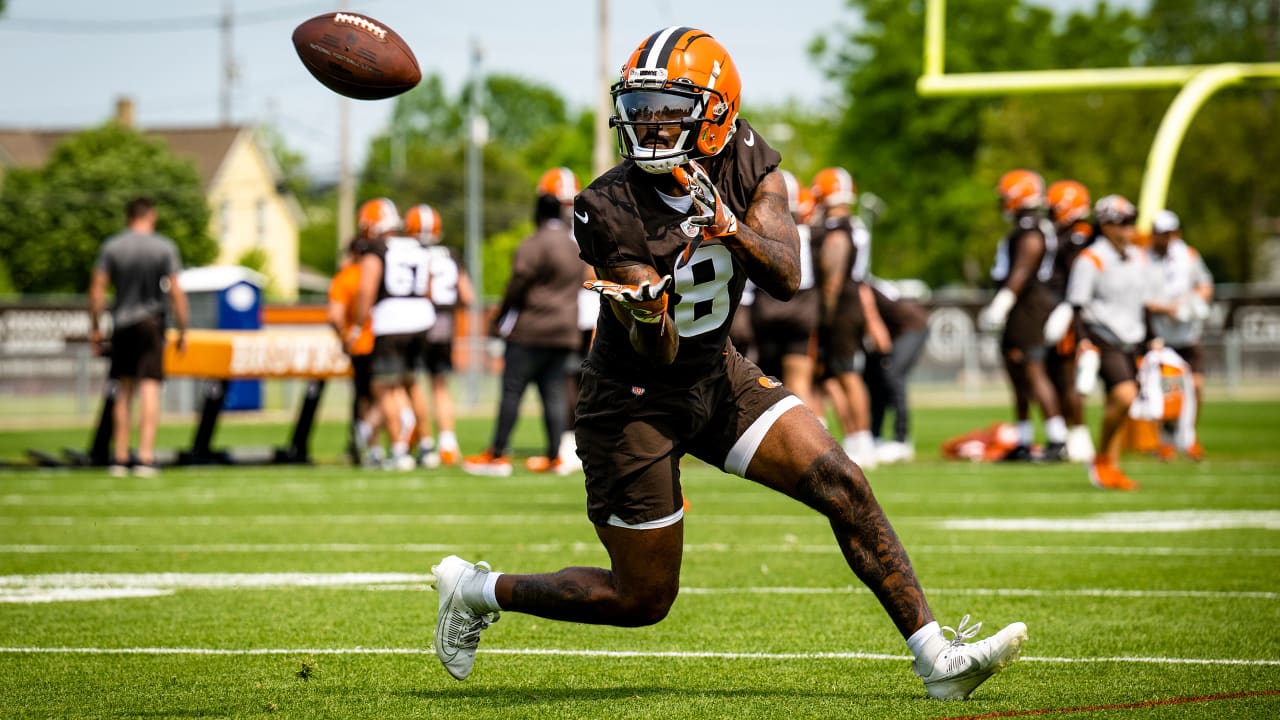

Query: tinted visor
[616,91,700,125]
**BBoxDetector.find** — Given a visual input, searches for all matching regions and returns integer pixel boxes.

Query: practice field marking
[2,573,1276,603]
[942,510,1280,532]
[1,542,1276,557]
[2,646,1278,667]
[935,689,1280,719]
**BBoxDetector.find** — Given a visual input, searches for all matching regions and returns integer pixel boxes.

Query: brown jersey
[1048,221,1093,299]
[575,118,781,385]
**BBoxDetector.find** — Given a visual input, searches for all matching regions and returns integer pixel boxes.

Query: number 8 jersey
[575,118,781,384]
[369,235,436,336]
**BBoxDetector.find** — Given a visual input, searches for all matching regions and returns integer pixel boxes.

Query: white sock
[438,430,459,451]
[1045,415,1067,443]
[906,621,947,665]
[419,437,436,453]
[399,408,416,445]
[391,441,409,457]
[1017,420,1033,446]
[356,421,373,443]
[461,569,503,613]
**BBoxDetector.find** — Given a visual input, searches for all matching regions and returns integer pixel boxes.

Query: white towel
[1130,347,1197,451]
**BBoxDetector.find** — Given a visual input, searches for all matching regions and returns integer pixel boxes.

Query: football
[292,12,421,100]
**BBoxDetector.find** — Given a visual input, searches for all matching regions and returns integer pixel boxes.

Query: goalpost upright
[916,0,1280,233]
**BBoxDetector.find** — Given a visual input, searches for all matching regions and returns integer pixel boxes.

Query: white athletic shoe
[915,615,1028,700]
[1066,425,1096,464]
[432,555,499,681]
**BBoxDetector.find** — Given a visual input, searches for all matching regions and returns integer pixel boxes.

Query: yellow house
[0,99,304,299]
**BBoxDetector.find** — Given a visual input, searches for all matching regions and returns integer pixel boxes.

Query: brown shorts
[371,331,429,381]
[109,315,166,381]
[575,349,798,528]
[1083,330,1139,392]
[1001,287,1056,361]
[820,285,866,375]
[1170,344,1204,375]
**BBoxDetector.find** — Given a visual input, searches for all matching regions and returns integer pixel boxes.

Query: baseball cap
[1152,209,1180,234]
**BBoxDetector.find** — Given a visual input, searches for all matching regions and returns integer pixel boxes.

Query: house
[0,98,304,299]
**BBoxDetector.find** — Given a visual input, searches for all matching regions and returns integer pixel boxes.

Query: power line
[0,2,341,34]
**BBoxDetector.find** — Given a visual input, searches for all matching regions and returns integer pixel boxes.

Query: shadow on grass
[404,684,900,704]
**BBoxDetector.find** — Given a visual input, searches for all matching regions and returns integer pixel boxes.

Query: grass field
[0,400,1277,718]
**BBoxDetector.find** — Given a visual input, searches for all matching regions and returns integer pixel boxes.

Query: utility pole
[335,0,355,257]
[593,0,613,178]
[219,1,236,125]
[465,40,487,407]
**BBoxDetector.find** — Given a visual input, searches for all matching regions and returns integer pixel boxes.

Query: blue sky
[0,0,1143,178]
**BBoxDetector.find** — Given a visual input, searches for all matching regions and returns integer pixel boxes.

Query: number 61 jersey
[575,118,781,385]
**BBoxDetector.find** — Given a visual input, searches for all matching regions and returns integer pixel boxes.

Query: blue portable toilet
[178,266,266,411]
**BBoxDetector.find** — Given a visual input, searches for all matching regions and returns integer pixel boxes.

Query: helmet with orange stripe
[404,204,442,245]
[610,26,741,173]
[1047,180,1090,226]
[997,170,1045,215]
[357,197,401,239]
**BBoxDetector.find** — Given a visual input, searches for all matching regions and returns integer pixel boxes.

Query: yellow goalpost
[915,0,1280,233]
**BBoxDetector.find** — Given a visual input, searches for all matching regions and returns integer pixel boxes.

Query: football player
[811,166,887,468]
[350,197,436,471]
[1067,194,1160,490]
[404,203,474,467]
[749,169,821,413]
[431,26,1027,700]
[1044,180,1095,462]
[980,170,1068,461]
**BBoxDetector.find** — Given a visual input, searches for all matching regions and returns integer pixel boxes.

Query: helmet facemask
[610,70,736,173]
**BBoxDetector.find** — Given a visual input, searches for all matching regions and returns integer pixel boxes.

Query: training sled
[28,329,350,468]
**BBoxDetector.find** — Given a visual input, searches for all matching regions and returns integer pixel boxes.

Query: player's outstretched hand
[673,161,738,239]
[585,276,672,324]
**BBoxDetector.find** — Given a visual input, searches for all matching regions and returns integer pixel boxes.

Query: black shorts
[422,341,454,376]
[109,315,166,381]
[351,353,374,404]
[576,349,799,528]
[1001,287,1056,361]
[1171,344,1204,375]
[370,331,429,381]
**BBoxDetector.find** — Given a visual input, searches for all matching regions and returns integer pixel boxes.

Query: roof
[0,125,247,189]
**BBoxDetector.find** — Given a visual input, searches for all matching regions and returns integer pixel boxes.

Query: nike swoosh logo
[575,211,589,223]
[743,130,755,147]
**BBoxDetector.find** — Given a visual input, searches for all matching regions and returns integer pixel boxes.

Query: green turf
[0,400,1277,718]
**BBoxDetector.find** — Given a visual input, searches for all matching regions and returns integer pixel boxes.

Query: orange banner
[163,329,351,379]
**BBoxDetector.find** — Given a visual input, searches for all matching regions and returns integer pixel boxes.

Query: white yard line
[0,542,1276,557]
[0,573,1275,602]
[0,646,1276,667]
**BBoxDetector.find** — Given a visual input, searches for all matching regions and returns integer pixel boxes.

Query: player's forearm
[724,222,800,301]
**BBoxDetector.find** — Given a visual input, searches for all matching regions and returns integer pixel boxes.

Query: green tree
[0,123,216,294]
[362,73,592,296]
[812,0,1060,286]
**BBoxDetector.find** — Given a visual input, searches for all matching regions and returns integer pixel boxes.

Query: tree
[0,123,217,294]
[361,73,593,295]
[812,0,1061,286]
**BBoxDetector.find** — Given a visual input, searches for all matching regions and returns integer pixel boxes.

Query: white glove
[979,288,1016,332]
[585,275,673,324]
[1043,302,1074,344]
[672,161,738,239]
